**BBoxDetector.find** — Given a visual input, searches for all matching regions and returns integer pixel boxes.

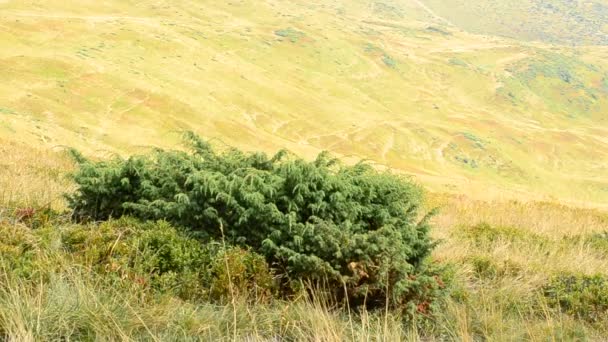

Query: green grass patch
[274,28,304,43]
[460,132,484,149]
[382,54,397,68]
[566,231,608,256]
[426,26,450,36]
[364,43,383,54]
[449,58,468,67]
[456,222,545,248]
[543,273,608,323]
[373,2,404,19]
[0,108,17,115]
[468,255,523,280]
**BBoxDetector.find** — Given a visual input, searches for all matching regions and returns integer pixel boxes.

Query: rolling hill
[423,0,608,46]
[1,0,607,206]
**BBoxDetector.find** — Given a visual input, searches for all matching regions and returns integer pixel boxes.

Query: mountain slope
[422,0,608,46]
[1,0,607,206]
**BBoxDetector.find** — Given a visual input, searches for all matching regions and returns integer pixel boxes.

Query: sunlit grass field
[2,141,607,341]
[2,0,608,340]
[1,0,607,207]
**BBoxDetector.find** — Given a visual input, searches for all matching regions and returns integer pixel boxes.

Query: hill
[1,0,607,206]
[2,2,608,340]
[423,0,608,46]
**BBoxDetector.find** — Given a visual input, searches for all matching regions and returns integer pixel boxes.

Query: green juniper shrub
[543,273,608,323]
[67,133,447,315]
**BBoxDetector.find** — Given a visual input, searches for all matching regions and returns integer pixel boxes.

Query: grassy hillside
[1,0,607,207]
[422,0,608,46]
[2,144,608,340]
[2,1,608,340]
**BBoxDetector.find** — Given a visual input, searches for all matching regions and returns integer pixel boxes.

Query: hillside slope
[423,0,608,46]
[1,0,607,205]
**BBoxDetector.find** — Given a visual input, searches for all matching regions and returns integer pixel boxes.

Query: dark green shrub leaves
[67,133,444,312]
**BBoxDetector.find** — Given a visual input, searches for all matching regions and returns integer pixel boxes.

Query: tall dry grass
[1,145,607,341]
[0,140,74,211]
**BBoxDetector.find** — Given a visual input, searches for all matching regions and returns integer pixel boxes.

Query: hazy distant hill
[422,0,608,45]
[1,0,607,205]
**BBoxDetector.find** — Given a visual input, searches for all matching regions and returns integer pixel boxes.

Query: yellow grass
[0,140,73,210]
[1,1,608,339]
[1,144,607,341]
[1,0,607,206]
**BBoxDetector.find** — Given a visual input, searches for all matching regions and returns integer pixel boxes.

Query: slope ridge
[1,0,607,205]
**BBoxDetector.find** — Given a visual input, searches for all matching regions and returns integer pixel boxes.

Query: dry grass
[428,193,608,277]
[0,140,74,210]
[429,193,608,236]
[0,242,416,341]
[1,146,608,341]
[423,193,608,340]
[1,0,608,206]
[2,1,608,339]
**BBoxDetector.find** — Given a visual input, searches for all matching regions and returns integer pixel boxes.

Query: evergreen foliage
[67,133,444,312]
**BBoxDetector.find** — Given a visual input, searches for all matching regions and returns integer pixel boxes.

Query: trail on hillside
[410,0,454,27]
[0,11,155,22]
[381,130,395,161]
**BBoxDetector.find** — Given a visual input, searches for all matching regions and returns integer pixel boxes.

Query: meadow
[2,0,608,340]
[1,142,607,341]
[1,0,607,207]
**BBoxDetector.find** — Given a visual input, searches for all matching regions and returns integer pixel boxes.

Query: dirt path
[434,139,451,164]
[411,0,454,27]
[381,130,395,160]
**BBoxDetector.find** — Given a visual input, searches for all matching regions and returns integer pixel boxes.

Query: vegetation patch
[61,218,210,300]
[499,52,607,116]
[468,255,523,280]
[274,28,304,43]
[454,156,478,169]
[426,26,450,36]
[566,231,608,256]
[66,133,447,315]
[516,55,580,85]
[0,108,17,115]
[543,273,608,323]
[449,58,468,68]
[60,217,275,302]
[373,2,404,19]
[363,44,397,69]
[208,246,275,302]
[382,55,397,69]
[456,222,543,248]
[364,43,383,54]
[460,132,484,149]
[0,224,40,278]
